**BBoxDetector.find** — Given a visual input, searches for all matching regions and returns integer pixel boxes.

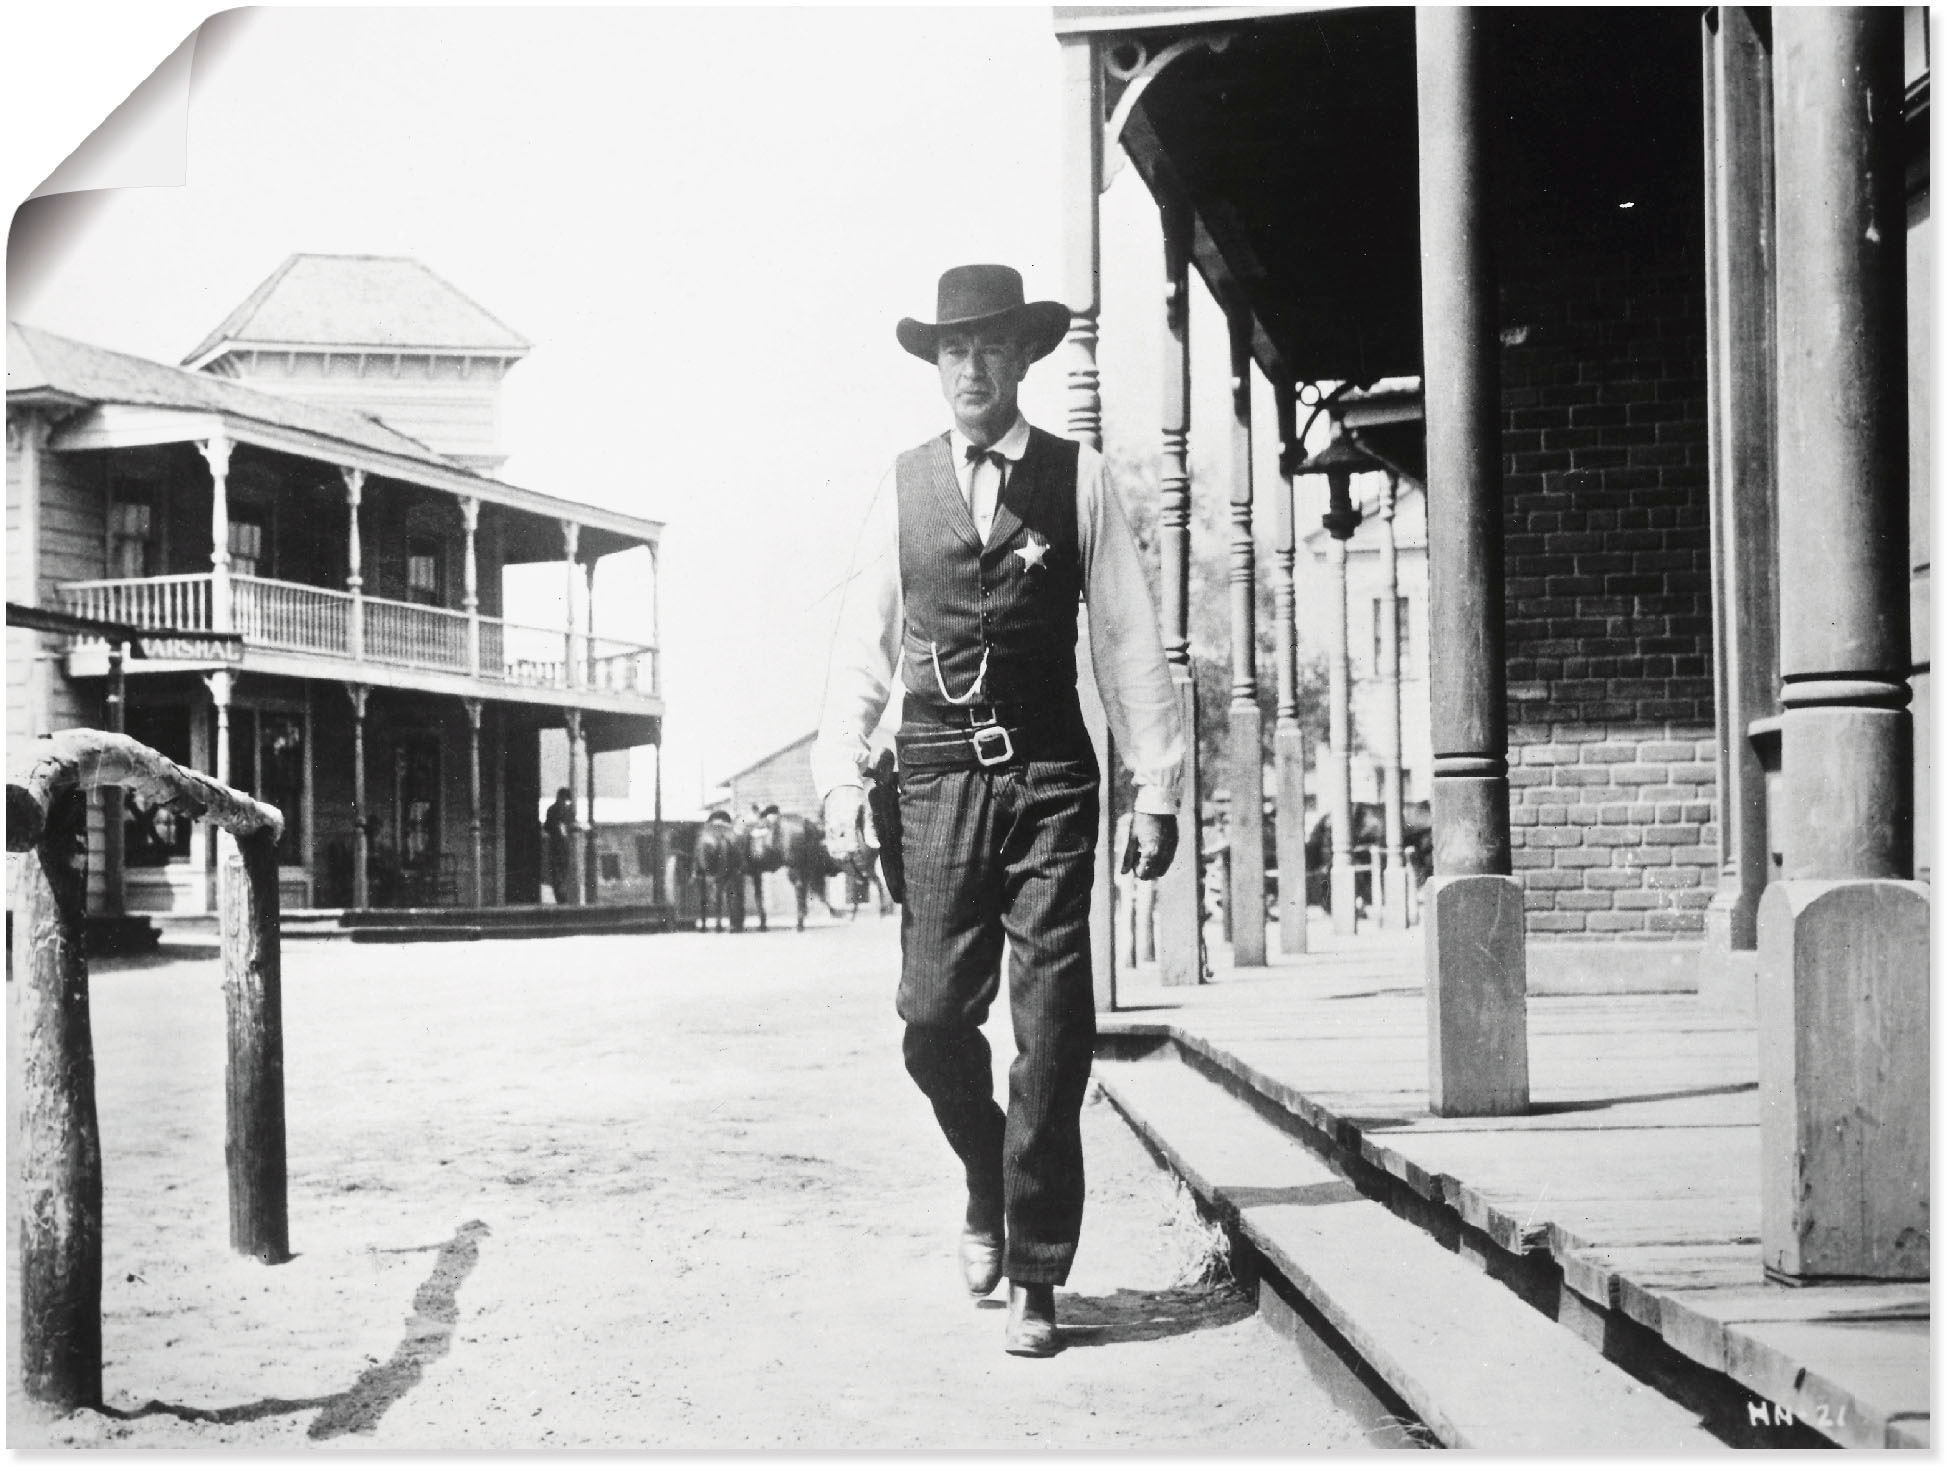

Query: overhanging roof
[8,321,662,555]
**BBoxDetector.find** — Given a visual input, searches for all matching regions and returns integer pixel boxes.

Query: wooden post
[1376,473,1408,928]
[1323,473,1360,936]
[11,787,103,1411]
[561,521,582,689]
[348,683,370,909]
[1700,5,1779,994]
[580,711,598,905]
[1063,30,1115,1009]
[100,643,126,916]
[464,698,484,908]
[462,496,482,678]
[1272,383,1309,954]
[9,731,289,1410]
[1157,199,1204,985]
[651,726,666,907]
[342,468,365,665]
[219,827,288,1263]
[200,436,234,635]
[1762,6,1925,1281]
[565,710,587,906]
[1226,313,1266,967]
[206,670,233,913]
[1416,4,1529,1117]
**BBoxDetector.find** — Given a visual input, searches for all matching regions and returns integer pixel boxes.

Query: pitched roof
[10,319,446,464]
[182,254,531,365]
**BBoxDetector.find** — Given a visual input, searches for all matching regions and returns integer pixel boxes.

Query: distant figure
[543,787,574,903]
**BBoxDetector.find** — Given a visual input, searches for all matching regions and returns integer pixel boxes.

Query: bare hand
[1119,813,1178,881]
[823,787,865,863]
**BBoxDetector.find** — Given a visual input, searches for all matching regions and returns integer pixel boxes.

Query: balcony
[56,574,659,699]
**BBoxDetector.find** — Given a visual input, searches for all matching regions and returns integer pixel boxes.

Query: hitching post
[8,730,289,1412]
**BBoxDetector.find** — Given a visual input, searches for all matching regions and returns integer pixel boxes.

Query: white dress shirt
[813,414,1185,816]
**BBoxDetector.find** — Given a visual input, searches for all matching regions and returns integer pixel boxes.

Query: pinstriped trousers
[894,747,1100,1286]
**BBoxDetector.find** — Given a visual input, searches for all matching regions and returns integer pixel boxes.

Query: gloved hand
[1119,813,1178,881]
[822,786,865,864]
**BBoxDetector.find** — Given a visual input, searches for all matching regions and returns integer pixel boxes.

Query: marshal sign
[134,633,244,664]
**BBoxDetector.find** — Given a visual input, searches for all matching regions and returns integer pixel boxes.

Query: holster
[863,747,905,905]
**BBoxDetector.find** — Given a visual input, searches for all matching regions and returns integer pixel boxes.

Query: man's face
[936,327,1030,444]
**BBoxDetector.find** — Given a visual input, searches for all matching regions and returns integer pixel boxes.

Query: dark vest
[896,427,1083,709]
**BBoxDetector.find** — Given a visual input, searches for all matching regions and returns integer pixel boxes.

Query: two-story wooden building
[6,255,665,915]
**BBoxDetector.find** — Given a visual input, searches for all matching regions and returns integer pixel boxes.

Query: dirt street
[9,912,1418,1450]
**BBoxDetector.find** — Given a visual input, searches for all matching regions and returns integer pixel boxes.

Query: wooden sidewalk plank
[1655,1284,1928,1374]
[1723,1318,1930,1450]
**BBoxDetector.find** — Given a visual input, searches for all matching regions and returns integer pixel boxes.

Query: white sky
[7,3,1331,811]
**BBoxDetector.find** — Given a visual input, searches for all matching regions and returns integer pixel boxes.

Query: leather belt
[896,716,1092,772]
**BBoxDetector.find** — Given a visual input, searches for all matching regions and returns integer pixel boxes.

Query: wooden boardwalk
[1107,928,1929,1451]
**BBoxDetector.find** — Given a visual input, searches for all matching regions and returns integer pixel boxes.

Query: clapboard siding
[38,448,107,596]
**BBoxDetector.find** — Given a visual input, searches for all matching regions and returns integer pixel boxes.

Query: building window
[407,536,443,606]
[1371,596,1412,673]
[634,834,659,874]
[123,704,192,865]
[229,514,266,579]
[109,498,154,579]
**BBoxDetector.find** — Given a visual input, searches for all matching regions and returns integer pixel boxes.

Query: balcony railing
[56,574,658,699]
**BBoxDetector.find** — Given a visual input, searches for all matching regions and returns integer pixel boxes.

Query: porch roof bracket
[1099,31,1234,193]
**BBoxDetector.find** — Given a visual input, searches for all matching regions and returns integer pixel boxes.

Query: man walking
[816,264,1183,1356]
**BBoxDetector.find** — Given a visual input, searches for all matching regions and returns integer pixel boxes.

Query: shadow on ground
[1056,1283,1255,1349]
[104,1219,490,1440]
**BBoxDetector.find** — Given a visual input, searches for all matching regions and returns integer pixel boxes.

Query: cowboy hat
[896,264,1071,364]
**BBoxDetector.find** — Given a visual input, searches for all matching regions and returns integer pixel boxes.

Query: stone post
[1272,383,1309,954]
[1226,314,1266,967]
[1416,4,1530,1117]
[1762,6,1926,1281]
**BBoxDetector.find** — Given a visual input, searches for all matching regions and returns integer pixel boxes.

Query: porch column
[1323,471,1360,936]
[1271,384,1309,954]
[1226,314,1266,967]
[584,556,599,690]
[1063,29,1115,1009]
[205,670,233,912]
[651,727,666,907]
[1700,5,1779,996]
[462,496,482,678]
[200,436,234,634]
[100,642,127,916]
[1156,200,1203,985]
[561,521,582,689]
[1416,4,1529,1117]
[564,710,587,906]
[464,698,484,908]
[1376,473,1408,927]
[1762,6,1925,1281]
[347,683,369,909]
[342,469,365,664]
[649,542,663,694]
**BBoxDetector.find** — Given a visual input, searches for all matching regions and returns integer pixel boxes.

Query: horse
[745,806,843,931]
[1303,801,1434,912]
[691,811,749,931]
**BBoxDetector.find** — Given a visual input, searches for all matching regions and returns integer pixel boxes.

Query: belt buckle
[971,724,1014,767]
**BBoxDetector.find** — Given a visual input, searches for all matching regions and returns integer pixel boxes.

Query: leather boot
[1004,1281,1057,1357]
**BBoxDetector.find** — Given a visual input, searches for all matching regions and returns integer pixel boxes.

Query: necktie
[964,445,1005,470]
[962,444,1005,540]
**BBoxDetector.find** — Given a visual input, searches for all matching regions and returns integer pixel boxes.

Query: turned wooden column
[1762,5,1925,1281]
[1271,384,1309,954]
[342,468,366,665]
[348,683,370,909]
[462,496,482,678]
[561,521,582,689]
[1700,6,1780,990]
[101,644,126,916]
[1225,313,1266,967]
[564,710,587,906]
[205,671,233,913]
[1063,29,1116,1009]
[1417,4,1529,1117]
[464,698,484,908]
[1156,199,1203,985]
[1376,473,1408,928]
[1322,471,1360,936]
[200,436,234,634]
[651,726,666,907]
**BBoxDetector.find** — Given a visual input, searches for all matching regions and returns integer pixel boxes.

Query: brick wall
[1498,234,1718,939]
